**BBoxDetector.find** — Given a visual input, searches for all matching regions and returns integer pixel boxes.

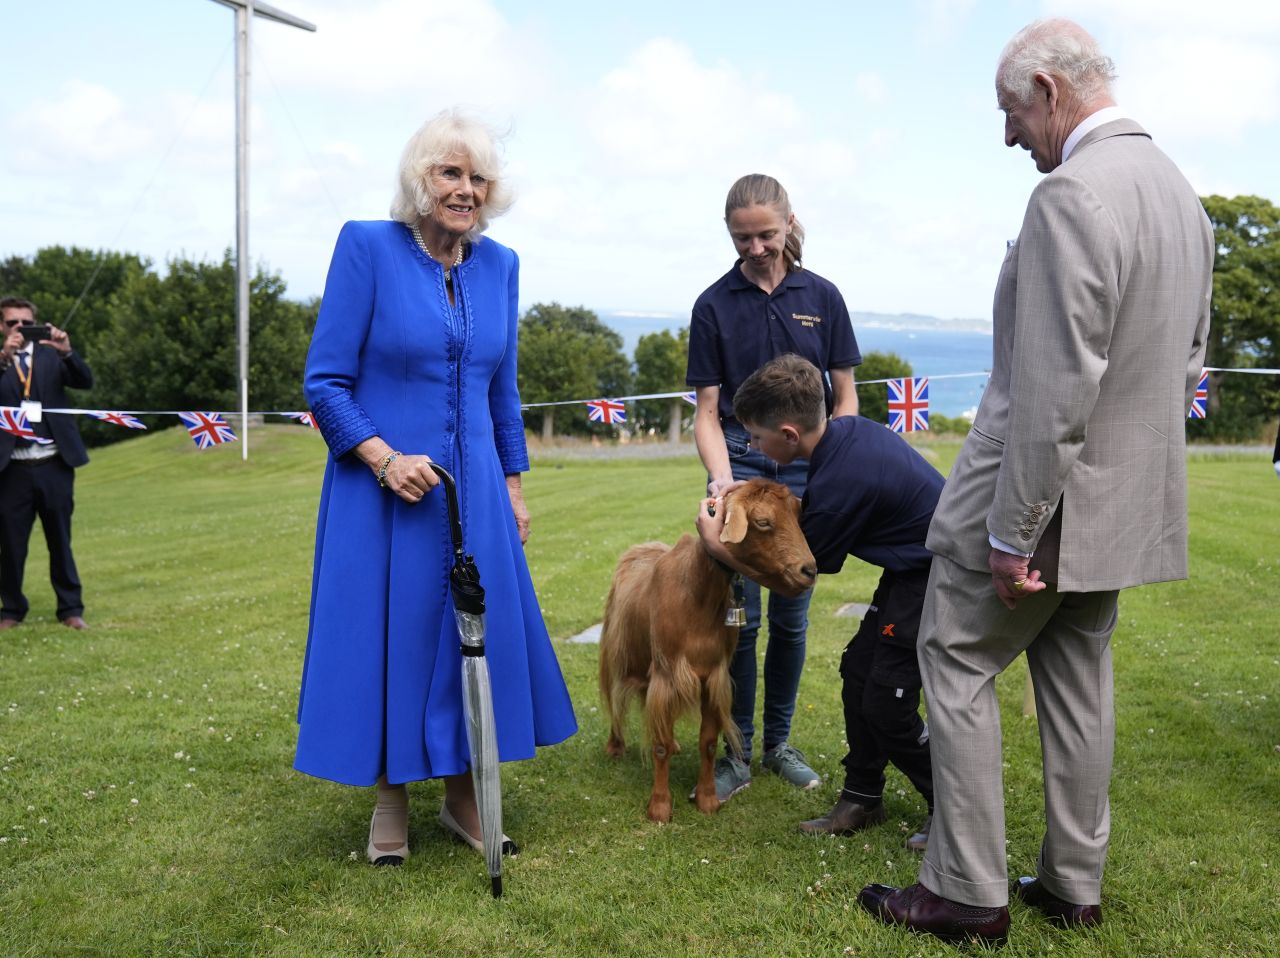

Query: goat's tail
[599,602,638,747]
[704,661,744,758]
[643,650,702,753]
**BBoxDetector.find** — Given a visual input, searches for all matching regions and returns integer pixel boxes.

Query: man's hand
[988,548,1046,610]
[44,324,72,354]
[696,495,725,540]
[2,327,22,362]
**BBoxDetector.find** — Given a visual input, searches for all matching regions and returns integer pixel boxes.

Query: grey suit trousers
[917,555,1118,907]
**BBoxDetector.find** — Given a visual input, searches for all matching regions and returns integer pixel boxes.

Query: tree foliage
[1197,195,1280,441]
[853,351,913,427]
[3,246,316,446]
[1,246,152,366]
[632,327,690,435]
[517,302,632,435]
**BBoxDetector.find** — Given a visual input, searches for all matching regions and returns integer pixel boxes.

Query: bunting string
[1,363,1272,447]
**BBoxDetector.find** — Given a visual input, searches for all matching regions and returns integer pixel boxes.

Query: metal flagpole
[208,1,316,460]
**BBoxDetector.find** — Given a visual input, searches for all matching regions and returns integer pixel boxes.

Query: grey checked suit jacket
[927,119,1213,593]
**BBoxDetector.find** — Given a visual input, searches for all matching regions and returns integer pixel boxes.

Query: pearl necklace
[409,223,464,282]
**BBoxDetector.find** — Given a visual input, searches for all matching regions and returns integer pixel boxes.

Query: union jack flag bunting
[0,408,54,444]
[1188,369,1208,419]
[87,411,147,430]
[285,411,319,430]
[887,377,930,433]
[178,411,237,449]
[586,399,627,424]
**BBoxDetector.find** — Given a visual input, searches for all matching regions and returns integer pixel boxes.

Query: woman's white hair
[389,108,514,235]
[998,18,1117,106]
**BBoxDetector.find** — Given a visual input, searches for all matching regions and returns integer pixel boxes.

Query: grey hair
[724,173,806,272]
[389,108,514,236]
[998,18,1117,106]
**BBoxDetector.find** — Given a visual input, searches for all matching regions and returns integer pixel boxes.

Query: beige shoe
[439,802,519,857]
[366,784,409,866]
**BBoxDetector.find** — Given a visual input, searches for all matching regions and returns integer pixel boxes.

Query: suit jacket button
[1019,531,1032,541]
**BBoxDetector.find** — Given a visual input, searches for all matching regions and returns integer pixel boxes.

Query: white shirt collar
[1062,106,1129,163]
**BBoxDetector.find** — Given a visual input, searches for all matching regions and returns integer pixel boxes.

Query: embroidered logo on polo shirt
[792,313,822,327]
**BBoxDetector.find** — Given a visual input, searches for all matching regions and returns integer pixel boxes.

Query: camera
[18,324,51,342]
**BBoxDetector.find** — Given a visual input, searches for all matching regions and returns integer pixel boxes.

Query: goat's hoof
[694,792,721,816]
[647,798,673,823]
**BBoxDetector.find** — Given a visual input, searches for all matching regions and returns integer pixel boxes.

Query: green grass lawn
[1,427,1277,957]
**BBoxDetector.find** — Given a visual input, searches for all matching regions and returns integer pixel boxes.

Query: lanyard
[13,350,33,400]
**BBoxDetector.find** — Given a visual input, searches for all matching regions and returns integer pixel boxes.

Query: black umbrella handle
[428,463,463,555]
[430,462,486,616]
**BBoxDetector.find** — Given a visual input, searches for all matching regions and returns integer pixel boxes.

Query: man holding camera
[0,296,94,631]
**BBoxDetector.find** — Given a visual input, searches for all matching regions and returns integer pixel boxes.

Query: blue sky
[3,0,1278,325]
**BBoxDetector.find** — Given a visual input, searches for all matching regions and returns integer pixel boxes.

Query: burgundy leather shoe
[1012,877,1102,928]
[0,618,19,630]
[858,881,1010,946]
[60,616,89,631]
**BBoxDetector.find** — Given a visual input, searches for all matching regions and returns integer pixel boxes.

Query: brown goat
[599,479,817,822]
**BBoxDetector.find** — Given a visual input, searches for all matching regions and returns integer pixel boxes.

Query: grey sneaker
[689,755,752,803]
[761,742,821,790]
[905,813,932,852]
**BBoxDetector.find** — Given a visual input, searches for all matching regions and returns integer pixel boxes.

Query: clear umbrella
[430,464,505,898]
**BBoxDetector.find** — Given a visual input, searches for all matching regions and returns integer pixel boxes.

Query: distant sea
[598,309,994,417]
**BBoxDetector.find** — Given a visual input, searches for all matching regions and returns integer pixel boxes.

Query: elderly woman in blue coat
[295,109,577,866]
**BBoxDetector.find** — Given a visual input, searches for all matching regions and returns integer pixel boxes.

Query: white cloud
[916,0,978,45]
[853,72,887,105]
[255,0,550,108]
[1120,35,1279,140]
[10,81,154,172]
[591,38,800,176]
[1051,0,1280,138]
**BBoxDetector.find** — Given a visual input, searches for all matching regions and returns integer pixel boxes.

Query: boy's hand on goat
[696,497,733,565]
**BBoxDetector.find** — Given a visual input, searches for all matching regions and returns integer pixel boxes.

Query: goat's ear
[721,498,748,544]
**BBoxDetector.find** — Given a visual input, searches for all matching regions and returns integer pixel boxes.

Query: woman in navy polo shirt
[686,173,862,803]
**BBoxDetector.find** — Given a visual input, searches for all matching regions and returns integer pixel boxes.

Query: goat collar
[709,554,736,577]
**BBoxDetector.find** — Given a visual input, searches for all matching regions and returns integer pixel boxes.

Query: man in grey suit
[858,18,1213,946]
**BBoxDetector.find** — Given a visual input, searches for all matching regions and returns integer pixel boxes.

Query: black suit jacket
[0,346,94,470]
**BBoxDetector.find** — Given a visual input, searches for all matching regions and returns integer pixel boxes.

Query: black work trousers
[839,566,933,809]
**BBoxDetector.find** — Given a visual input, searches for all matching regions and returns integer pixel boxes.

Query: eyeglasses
[2,319,33,328]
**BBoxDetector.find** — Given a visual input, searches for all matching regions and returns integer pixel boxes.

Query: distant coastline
[597,308,992,354]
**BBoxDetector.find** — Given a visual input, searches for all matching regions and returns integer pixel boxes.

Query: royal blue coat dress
[295,220,577,787]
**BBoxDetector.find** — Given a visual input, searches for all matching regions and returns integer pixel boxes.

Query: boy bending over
[696,354,941,849]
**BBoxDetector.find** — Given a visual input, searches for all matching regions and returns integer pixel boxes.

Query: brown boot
[798,797,886,836]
